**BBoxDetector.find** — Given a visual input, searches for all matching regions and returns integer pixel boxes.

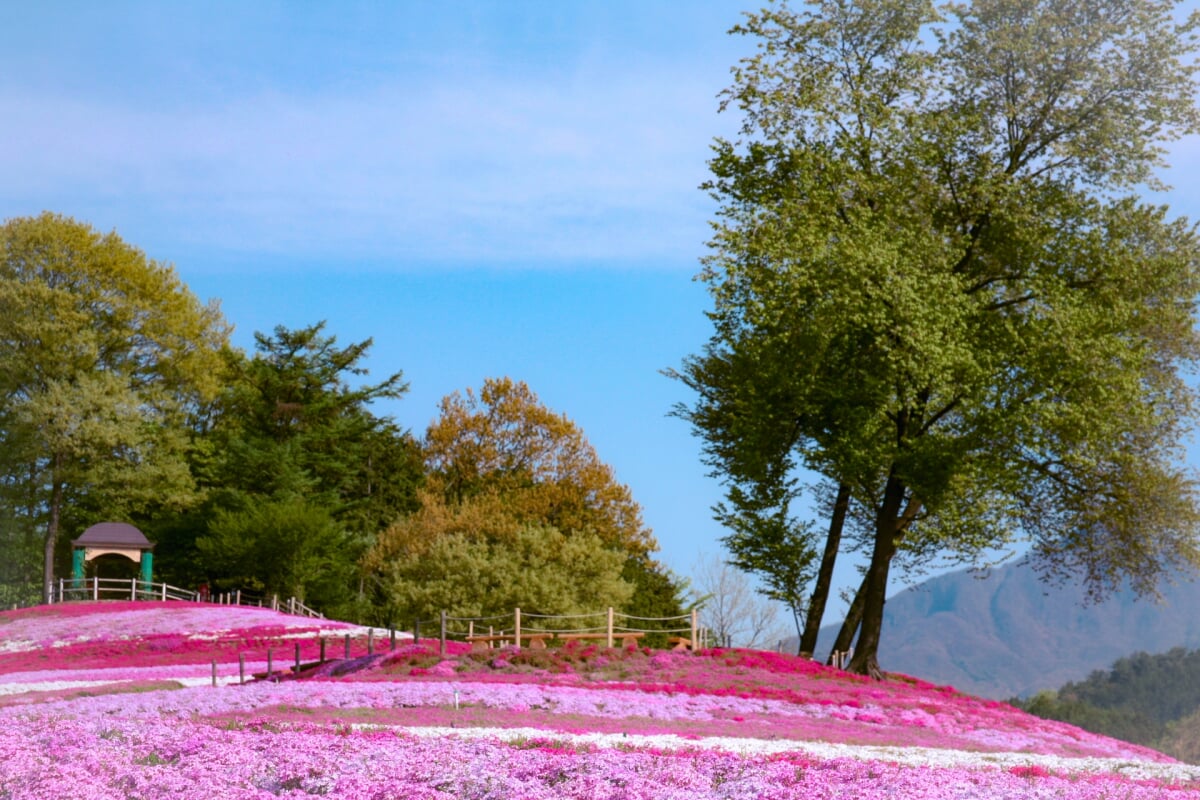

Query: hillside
[1010,646,1200,762]
[818,560,1200,699]
[1,601,1198,798]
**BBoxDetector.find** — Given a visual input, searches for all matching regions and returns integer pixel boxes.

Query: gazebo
[71,522,154,585]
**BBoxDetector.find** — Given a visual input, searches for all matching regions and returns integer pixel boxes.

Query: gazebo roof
[72,522,153,550]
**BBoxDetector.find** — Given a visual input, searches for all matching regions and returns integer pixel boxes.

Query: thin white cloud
[0,58,732,267]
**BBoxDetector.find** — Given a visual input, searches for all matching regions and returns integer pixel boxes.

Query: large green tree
[0,213,230,598]
[214,323,420,531]
[179,322,422,615]
[675,0,1200,677]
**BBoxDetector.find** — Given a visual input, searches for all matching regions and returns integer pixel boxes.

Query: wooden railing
[47,577,324,619]
[437,607,704,652]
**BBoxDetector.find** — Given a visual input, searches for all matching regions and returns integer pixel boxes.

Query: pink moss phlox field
[0,601,364,653]
[0,602,396,675]
[1,603,1198,798]
[0,712,1195,800]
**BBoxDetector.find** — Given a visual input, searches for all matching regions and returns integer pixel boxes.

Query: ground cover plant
[0,602,1198,798]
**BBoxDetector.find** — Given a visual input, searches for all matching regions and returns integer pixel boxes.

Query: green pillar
[140,551,153,585]
[72,548,86,586]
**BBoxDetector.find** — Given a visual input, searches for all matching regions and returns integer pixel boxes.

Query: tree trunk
[827,573,866,665]
[800,481,850,656]
[848,471,920,680]
[846,523,896,680]
[43,464,64,602]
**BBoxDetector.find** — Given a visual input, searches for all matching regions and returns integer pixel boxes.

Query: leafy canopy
[675,0,1200,675]
[0,212,229,591]
[184,322,422,615]
[368,377,682,623]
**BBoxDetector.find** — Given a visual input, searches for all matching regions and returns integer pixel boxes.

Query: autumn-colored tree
[423,377,655,555]
[367,377,683,621]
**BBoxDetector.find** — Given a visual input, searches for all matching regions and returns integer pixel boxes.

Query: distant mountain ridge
[817,560,1200,699]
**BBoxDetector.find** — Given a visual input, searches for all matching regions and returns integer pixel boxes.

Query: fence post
[344,634,351,660]
[239,653,245,685]
[93,576,98,601]
[294,642,301,672]
[514,608,521,649]
[161,583,167,601]
[211,659,217,688]
[320,637,326,663]
[267,647,273,679]
[58,578,64,603]
[606,607,614,649]
[236,589,241,606]
[390,628,396,651]
[131,578,136,601]
[690,609,698,651]
[440,610,447,658]
[367,629,374,655]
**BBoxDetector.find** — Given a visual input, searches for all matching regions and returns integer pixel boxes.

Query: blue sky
[4,1,1200,627]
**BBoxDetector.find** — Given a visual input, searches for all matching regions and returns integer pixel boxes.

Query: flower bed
[0,603,1197,798]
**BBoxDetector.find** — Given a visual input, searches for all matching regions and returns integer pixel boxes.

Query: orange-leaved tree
[366,377,683,623]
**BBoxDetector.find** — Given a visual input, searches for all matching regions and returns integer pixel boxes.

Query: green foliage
[156,322,422,614]
[0,511,41,607]
[196,496,356,614]
[621,555,688,619]
[673,0,1200,675]
[0,212,230,592]
[717,493,817,641]
[215,322,421,532]
[382,520,633,624]
[1160,706,1200,765]
[1016,690,1161,748]
[1013,647,1200,757]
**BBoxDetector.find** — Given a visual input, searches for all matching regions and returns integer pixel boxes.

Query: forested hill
[819,560,1200,700]
[1013,647,1200,764]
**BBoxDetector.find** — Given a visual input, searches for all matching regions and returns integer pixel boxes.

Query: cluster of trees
[0,213,684,624]
[1013,647,1200,762]
[673,0,1200,677]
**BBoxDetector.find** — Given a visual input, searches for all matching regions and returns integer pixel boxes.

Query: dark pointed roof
[72,522,153,549]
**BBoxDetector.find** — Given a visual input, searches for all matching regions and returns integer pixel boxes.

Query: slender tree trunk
[827,573,866,664]
[800,481,850,656]
[43,461,64,602]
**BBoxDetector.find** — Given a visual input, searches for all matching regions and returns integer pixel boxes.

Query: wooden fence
[436,607,705,652]
[42,582,707,653]
[47,576,324,619]
[211,608,710,686]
